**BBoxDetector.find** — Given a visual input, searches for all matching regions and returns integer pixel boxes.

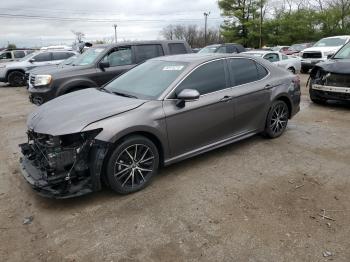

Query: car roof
[90,40,189,49]
[151,53,262,65]
[242,50,279,55]
[323,35,350,39]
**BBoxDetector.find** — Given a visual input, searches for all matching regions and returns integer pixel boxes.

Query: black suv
[28,40,192,105]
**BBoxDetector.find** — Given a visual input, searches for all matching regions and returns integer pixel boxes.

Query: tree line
[161,0,350,48]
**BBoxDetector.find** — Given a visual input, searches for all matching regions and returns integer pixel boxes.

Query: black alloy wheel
[106,136,159,194]
[8,71,25,87]
[264,100,289,138]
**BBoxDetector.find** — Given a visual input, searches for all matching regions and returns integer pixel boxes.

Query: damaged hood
[314,59,350,74]
[27,88,147,136]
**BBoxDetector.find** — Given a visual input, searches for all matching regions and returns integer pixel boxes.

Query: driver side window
[102,47,132,67]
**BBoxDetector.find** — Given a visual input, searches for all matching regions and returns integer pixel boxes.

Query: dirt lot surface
[0,75,349,262]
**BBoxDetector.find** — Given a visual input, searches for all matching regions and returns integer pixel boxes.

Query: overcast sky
[0,0,223,47]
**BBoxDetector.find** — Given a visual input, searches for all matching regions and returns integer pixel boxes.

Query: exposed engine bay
[19,129,109,198]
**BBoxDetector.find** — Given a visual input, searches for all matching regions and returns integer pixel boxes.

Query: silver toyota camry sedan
[19,53,301,198]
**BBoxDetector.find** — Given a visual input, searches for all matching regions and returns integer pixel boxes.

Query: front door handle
[220,95,233,102]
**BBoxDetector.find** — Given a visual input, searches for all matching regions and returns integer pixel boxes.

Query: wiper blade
[112,91,138,99]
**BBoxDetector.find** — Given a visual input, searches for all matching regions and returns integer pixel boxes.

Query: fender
[56,78,98,96]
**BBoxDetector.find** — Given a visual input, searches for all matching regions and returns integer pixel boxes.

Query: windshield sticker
[163,65,184,71]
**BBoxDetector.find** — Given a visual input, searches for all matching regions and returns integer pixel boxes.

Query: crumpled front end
[19,129,109,199]
[309,66,350,101]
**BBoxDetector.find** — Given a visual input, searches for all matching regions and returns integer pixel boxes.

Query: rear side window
[228,58,267,86]
[14,51,25,58]
[33,52,51,62]
[282,54,289,60]
[168,43,187,55]
[135,45,164,63]
[226,45,238,53]
[175,60,226,96]
[52,52,72,60]
[216,46,227,53]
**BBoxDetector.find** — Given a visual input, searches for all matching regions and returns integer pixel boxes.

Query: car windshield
[60,55,78,65]
[104,60,188,99]
[313,38,347,47]
[198,45,219,53]
[72,47,105,66]
[333,42,350,59]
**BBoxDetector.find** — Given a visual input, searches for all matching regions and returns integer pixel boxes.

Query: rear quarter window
[168,43,187,55]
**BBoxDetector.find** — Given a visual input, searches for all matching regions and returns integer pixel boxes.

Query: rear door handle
[220,96,233,102]
[264,84,272,89]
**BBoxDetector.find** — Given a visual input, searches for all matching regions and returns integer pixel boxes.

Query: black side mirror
[176,89,200,107]
[99,61,110,70]
[29,58,35,63]
[327,53,334,59]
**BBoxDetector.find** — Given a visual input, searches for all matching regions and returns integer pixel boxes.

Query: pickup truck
[300,35,350,73]
[242,50,301,74]
[28,40,192,105]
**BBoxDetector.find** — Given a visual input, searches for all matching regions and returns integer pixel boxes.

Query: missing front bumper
[20,155,94,199]
[19,139,109,199]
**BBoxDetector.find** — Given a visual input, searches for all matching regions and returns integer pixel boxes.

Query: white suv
[0,50,76,86]
[300,35,350,73]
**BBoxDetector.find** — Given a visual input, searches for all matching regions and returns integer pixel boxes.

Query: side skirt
[164,130,259,166]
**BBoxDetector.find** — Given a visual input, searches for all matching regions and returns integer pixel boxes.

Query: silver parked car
[19,54,301,198]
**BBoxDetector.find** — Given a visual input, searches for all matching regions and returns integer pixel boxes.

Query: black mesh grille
[302,52,322,59]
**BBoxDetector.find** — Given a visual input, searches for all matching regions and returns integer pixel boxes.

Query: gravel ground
[0,75,349,262]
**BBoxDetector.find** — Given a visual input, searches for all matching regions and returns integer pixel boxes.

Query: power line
[0,13,222,23]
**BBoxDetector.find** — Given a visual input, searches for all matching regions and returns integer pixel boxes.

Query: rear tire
[264,100,289,138]
[105,135,159,194]
[8,71,25,87]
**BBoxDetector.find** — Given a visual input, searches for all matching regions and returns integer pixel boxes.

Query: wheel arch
[274,94,292,119]
[57,78,97,96]
[6,68,25,81]
[100,130,165,187]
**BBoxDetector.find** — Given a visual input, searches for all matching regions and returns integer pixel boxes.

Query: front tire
[8,71,25,87]
[264,100,289,138]
[106,135,159,194]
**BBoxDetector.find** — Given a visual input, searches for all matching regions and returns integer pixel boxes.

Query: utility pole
[204,12,210,46]
[113,24,118,43]
[259,0,263,48]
